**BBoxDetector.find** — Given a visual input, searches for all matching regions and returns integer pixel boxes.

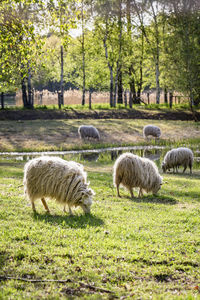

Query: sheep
[113,152,162,198]
[78,125,100,140]
[143,125,161,139]
[23,156,94,214]
[161,147,193,174]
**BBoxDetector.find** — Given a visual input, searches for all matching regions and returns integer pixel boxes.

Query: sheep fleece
[23,156,93,208]
[113,152,162,193]
[162,147,193,172]
[143,125,161,138]
[78,125,100,140]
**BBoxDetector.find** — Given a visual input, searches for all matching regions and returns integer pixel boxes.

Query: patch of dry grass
[0,119,199,152]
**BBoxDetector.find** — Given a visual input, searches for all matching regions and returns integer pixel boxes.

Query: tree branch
[0,275,114,295]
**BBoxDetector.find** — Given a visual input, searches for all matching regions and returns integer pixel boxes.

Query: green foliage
[162,11,200,104]
[1,0,200,108]
[65,30,109,91]
[0,1,44,91]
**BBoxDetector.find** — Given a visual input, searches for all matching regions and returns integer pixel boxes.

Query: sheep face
[152,177,163,195]
[162,162,167,173]
[79,189,94,214]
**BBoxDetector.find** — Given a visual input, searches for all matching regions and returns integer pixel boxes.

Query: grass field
[0,117,200,299]
[0,118,199,152]
[0,154,200,299]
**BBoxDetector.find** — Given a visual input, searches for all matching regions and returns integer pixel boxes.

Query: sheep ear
[89,188,95,196]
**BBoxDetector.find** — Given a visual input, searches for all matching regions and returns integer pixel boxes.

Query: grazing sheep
[113,152,162,198]
[162,147,193,174]
[143,125,161,139]
[78,125,100,140]
[23,156,94,214]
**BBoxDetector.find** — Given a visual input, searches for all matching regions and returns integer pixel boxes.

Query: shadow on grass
[163,171,200,179]
[0,251,7,270]
[33,212,104,228]
[127,194,177,205]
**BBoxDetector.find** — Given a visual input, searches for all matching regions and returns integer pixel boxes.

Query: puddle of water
[0,145,199,169]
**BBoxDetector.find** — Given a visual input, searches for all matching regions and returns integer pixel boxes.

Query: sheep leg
[41,197,50,213]
[182,165,187,173]
[138,188,143,198]
[116,184,121,197]
[189,161,192,174]
[68,206,73,215]
[189,165,192,174]
[129,188,134,198]
[31,201,36,212]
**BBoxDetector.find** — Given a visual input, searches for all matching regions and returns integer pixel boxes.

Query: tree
[163,0,200,107]
[47,0,77,108]
[65,30,109,105]
[0,0,44,108]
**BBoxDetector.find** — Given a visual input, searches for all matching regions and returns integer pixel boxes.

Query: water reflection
[81,152,100,162]
[0,146,200,169]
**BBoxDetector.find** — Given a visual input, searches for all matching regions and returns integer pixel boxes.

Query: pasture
[0,155,200,299]
[0,118,199,152]
[0,118,200,299]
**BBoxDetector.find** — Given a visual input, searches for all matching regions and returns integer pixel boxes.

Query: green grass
[2,102,200,111]
[0,158,200,299]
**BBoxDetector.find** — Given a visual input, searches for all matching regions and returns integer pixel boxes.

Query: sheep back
[113,152,162,195]
[78,125,100,140]
[143,125,161,138]
[162,147,193,173]
[23,156,94,212]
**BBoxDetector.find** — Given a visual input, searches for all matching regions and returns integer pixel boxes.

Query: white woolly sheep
[78,125,100,140]
[162,147,193,174]
[143,125,161,139]
[113,152,162,198]
[23,156,94,214]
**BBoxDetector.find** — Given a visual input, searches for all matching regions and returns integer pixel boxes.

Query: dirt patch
[0,108,199,121]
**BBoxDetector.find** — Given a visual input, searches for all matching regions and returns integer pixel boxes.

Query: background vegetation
[1,0,200,109]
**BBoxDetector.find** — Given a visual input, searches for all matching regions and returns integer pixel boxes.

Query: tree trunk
[117,0,123,104]
[164,87,168,104]
[117,70,123,104]
[39,91,43,105]
[27,65,33,109]
[155,61,160,104]
[1,92,4,109]
[21,76,28,108]
[147,92,150,104]
[89,90,92,109]
[60,45,64,108]
[124,89,127,107]
[103,33,113,107]
[137,28,144,104]
[129,90,133,108]
[114,67,118,107]
[189,89,194,110]
[129,74,136,105]
[110,67,114,107]
[81,1,86,106]
[169,92,173,108]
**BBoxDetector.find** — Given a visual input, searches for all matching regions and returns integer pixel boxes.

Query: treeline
[0,0,200,109]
